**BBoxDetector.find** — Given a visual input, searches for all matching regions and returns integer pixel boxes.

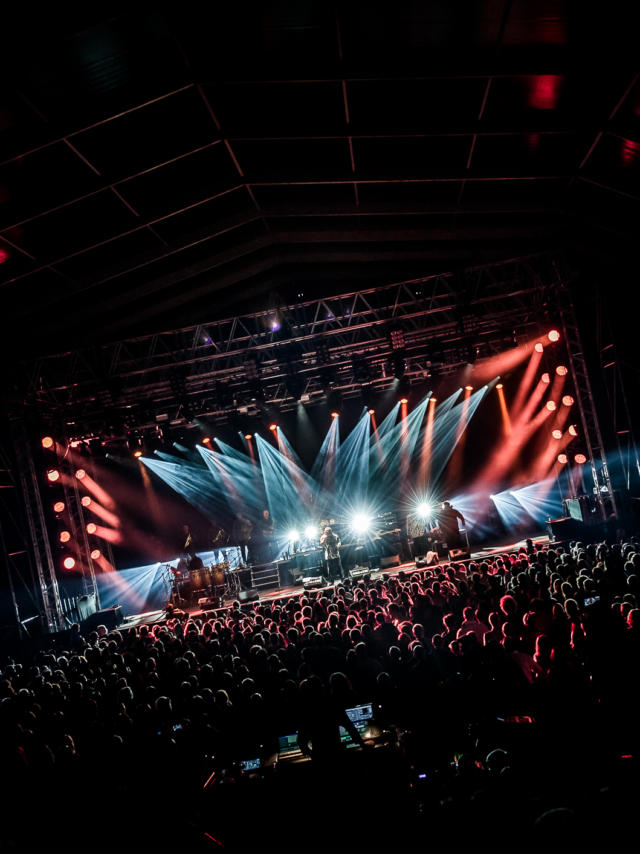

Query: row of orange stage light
[41,438,102,570]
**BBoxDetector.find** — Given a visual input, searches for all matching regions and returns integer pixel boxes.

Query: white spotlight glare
[287,529,300,543]
[416,502,431,519]
[351,512,372,535]
[304,525,317,540]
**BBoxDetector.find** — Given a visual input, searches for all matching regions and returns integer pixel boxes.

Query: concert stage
[115,533,549,630]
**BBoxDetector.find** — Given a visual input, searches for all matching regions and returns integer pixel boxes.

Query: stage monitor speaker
[448,548,471,561]
[380,555,401,569]
[302,575,324,589]
[547,516,585,542]
[83,605,123,631]
[238,589,259,603]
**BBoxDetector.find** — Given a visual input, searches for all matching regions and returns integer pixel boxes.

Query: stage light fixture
[546,401,557,411]
[562,395,574,406]
[416,502,432,519]
[269,423,277,432]
[400,397,409,404]
[496,383,503,389]
[331,411,340,419]
[287,529,300,543]
[305,525,317,539]
[81,496,91,507]
[133,449,143,458]
[548,330,560,342]
[75,469,86,480]
[465,385,473,392]
[541,373,550,384]
[390,326,406,350]
[41,436,54,449]
[53,501,65,514]
[568,425,578,437]
[391,352,407,379]
[90,549,101,560]
[59,531,71,543]
[47,469,60,482]
[86,523,97,534]
[535,342,544,353]
[368,408,375,415]
[558,453,568,464]
[552,429,562,439]
[556,365,568,376]
[63,557,76,570]
[351,512,372,535]
[244,433,253,440]
[574,453,587,465]
[202,438,211,445]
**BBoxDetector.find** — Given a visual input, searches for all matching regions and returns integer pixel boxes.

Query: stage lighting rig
[327,389,342,417]
[415,502,433,519]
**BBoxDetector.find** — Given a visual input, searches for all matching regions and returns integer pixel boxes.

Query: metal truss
[10,423,65,632]
[17,253,559,434]
[552,261,616,519]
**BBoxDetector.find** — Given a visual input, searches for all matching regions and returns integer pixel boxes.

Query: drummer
[187,549,204,571]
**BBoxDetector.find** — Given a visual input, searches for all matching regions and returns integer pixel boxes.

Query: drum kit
[171,560,241,607]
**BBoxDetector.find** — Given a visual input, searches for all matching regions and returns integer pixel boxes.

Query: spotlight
[546,400,557,411]
[90,549,101,560]
[53,501,65,514]
[368,408,375,415]
[562,395,574,406]
[558,453,568,464]
[430,398,437,405]
[416,502,432,519]
[541,373,550,384]
[269,424,278,432]
[41,436,54,449]
[465,385,473,392]
[548,330,561,342]
[331,411,340,419]
[47,469,60,482]
[133,450,143,458]
[496,383,503,390]
[556,365,568,376]
[568,424,578,437]
[75,469,86,480]
[244,433,253,440]
[574,453,587,465]
[400,397,409,405]
[86,523,97,535]
[63,557,76,570]
[552,429,562,439]
[59,531,71,543]
[81,496,91,507]
[351,512,372,535]
[202,437,211,445]
[304,525,317,539]
[287,529,300,542]
[535,342,544,353]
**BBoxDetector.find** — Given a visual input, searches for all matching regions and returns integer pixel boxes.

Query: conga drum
[211,564,225,589]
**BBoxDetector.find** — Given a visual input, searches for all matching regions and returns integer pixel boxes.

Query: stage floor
[117,533,549,629]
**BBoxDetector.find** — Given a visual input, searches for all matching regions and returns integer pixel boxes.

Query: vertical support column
[12,424,64,632]
[554,281,615,521]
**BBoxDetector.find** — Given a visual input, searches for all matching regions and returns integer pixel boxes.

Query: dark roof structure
[1,2,638,368]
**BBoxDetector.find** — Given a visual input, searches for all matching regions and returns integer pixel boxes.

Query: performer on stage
[320,526,344,582]
[232,513,254,565]
[251,508,275,565]
[436,501,466,548]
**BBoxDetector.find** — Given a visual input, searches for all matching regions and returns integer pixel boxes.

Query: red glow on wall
[528,75,562,110]
[0,247,9,264]
[621,138,640,167]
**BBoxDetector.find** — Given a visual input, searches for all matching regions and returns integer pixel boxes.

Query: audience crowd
[1,535,639,850]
